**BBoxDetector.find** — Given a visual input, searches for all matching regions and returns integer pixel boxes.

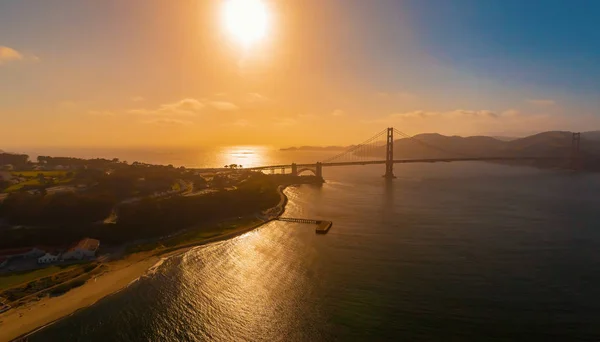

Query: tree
[211,175,228,189]
[193,176,208,189]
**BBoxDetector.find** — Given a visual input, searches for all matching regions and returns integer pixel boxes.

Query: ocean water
[30,162,600,341]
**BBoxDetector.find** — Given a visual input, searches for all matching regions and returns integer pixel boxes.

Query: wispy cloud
[209,101,239,111]
[331,109,345,116]
[131,96,145,102]
[390,109,498,120]
[129,98,204,116]
[0,46,39,65]
[501,109,520,117]
[246,93,270,103]
[528,99,556,106]
[0,46,23,65]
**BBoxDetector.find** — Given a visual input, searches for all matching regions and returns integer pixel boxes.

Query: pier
[277,217,333,234]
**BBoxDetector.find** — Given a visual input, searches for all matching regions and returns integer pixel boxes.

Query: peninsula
[0,155,322,341]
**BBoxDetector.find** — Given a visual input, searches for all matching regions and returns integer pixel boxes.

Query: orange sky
[1,0,598,149]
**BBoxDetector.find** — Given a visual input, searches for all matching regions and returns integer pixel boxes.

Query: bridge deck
[247,156,564,170]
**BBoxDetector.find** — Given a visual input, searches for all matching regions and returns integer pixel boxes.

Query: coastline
[0,185,291,342]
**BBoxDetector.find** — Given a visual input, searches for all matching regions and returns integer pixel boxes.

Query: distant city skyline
[1,0,599,148]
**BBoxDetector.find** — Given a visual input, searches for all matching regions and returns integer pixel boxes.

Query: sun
[222,0,270,48]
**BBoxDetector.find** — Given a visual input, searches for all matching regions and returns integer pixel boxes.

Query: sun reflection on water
[220,146,270,168]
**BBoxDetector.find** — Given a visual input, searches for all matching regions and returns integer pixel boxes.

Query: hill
[357,131,600,171]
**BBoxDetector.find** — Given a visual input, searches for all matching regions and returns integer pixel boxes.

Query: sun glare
[222,0,270,48]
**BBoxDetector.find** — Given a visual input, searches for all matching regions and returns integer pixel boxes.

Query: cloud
[129,98,204,116]
[528,99,556,106]
[142,118,193,125]
[0,46,39,65]
[390,111,434,119]
[246,93,270,103]
[501,109,520,117]
[209,101,239,111]
[331,109,345,117]
[389,109,497,120]
[447,109,498,119]
[131,96,145,102]
[0,46,23,65]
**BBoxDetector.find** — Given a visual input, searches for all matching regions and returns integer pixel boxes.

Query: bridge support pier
[291,163,298,176]
[383,127,396,179]
[316,162,323,179]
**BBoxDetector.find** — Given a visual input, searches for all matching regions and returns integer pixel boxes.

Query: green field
[11,171,70,178]
[3,170,76,193]
[0,263,103,304]
[0,264,80,291]
[125,216,262,254]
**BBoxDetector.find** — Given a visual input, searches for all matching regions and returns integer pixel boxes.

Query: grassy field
[3,171,76,193]
[0,263,102,303]
[0,264,80,291]
[11,171,70,178]
[125,216,262,254]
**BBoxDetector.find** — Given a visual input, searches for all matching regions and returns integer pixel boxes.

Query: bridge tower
[316,162,323,179]
[571,132,581,170]
[383,127,396,179]
[291,163,298,176]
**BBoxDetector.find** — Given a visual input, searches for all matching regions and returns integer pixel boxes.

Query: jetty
[277,217,333,234]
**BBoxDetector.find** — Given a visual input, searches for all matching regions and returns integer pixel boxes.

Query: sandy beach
[0,186,290,342]
[0,253,160,342]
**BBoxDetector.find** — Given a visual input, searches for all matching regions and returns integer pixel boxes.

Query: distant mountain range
[283,130,600,171]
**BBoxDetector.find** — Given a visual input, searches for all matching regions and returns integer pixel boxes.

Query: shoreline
[0,185,292,342]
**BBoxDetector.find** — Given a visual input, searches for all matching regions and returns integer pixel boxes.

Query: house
[38,252,60,264]
[62,238,100,260]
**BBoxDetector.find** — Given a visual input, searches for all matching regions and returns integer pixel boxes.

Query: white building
[38,253,60,264]
[62,238,100,260]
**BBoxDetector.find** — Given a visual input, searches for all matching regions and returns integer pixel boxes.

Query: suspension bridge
[247,128,581,180]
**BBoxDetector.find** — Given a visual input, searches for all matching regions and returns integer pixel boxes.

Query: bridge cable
[323,128,388,163]
[393,128,474,158]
